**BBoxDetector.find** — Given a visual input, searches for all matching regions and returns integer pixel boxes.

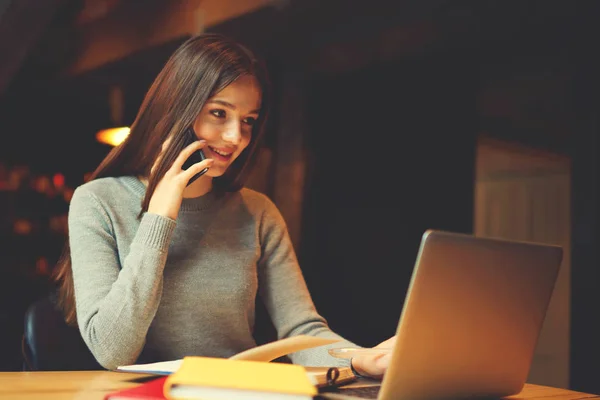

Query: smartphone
[181,127,209,186]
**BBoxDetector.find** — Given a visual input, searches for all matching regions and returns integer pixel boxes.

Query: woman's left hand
[351,335,397,380]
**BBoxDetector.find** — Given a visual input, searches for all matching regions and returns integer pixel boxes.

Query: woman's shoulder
[236,187,283,218]
[72,176,143,204]
[238,187,276,208]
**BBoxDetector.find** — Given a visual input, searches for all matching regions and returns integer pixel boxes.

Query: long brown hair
[53,33,271,325]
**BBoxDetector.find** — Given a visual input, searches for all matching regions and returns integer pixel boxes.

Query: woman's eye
[210,109,226,118]
[243,117,257,126]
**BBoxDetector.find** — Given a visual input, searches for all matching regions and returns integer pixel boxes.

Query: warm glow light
[53,173,65,188]
[96,127,130,146]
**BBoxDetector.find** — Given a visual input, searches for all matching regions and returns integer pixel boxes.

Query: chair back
[22,293,103,371]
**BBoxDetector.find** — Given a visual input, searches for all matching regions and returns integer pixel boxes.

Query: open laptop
[325,229,563,400]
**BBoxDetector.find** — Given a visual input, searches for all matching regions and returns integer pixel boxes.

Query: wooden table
[0,371,153,400]
[506,384,600,400]
[0,371,598,400]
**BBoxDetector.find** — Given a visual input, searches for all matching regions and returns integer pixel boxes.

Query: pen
[328,347,393,359]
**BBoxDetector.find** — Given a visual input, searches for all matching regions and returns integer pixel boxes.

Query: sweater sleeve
[256,196,360,367]
[68,186,176,370]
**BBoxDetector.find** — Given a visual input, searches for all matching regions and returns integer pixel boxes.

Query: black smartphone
[182,127,209,186]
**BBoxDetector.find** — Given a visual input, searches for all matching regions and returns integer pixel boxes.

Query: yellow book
[163,356,318,400]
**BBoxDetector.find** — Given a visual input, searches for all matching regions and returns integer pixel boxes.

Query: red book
[104,376,168,400]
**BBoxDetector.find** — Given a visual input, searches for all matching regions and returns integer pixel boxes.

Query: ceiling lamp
[96,126,130,146]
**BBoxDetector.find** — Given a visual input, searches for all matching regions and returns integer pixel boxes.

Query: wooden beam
[66,0,273,76]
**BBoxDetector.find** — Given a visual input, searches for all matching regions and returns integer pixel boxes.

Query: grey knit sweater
[68,176,354,370]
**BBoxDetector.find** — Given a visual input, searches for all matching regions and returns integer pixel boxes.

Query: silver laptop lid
[379,230,562,400]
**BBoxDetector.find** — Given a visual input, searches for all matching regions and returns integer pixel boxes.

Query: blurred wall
[475,138,571,388]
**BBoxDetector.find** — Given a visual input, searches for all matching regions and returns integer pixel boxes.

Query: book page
[230,335,341,362]
[117,359,182,374]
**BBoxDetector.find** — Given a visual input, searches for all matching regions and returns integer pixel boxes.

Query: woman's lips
[206,146,233,162]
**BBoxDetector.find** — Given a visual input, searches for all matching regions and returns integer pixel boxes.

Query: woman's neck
[183,175,213,198]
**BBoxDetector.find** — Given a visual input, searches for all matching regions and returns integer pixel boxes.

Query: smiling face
[192,74,262,178]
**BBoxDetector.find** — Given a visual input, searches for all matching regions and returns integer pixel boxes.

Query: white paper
[116,359,182,374]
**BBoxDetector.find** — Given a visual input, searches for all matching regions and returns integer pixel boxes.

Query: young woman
[53,33,394,377]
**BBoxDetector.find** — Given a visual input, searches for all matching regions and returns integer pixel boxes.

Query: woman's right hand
[148,139,214,220]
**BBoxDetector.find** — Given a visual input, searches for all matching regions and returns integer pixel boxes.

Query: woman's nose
[222,123,242,145]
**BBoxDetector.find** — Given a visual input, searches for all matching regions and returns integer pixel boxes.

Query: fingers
[172,139,207,171]
[375,353,392,369]
[182,158,214,182]
[352,350,391,380]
